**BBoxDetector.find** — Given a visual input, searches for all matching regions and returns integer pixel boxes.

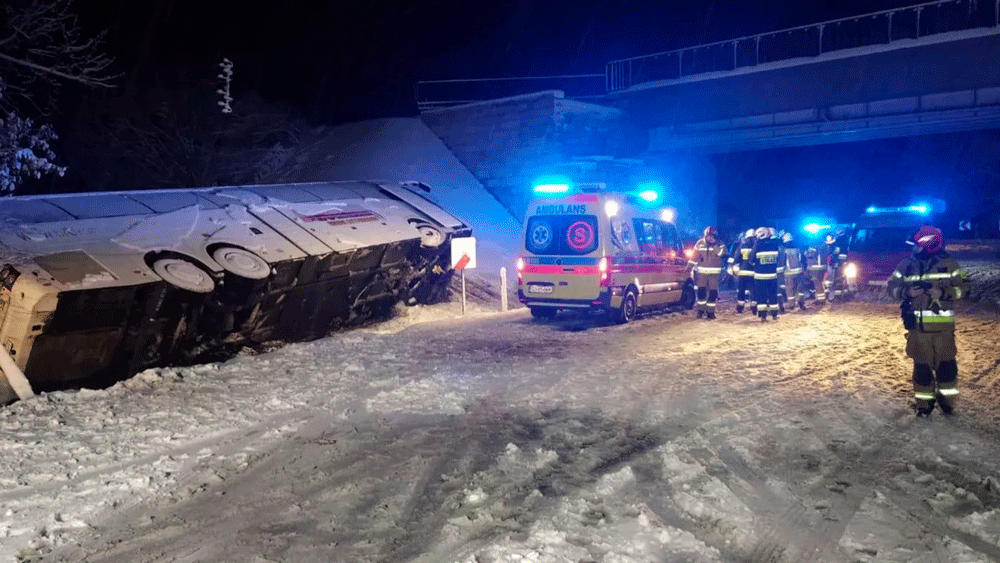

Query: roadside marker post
[451,237,477,315]
[500,267,508,312]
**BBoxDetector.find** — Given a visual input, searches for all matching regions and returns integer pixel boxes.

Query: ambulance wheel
[680,282,696,310]
[614,289,638,324]
[530,307,557,320]
[152,257,215,294]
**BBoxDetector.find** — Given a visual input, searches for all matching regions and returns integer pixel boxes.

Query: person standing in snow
[780,232,807,310]
[823,230,848,306]
[687,226,727,319]
[887,226,969,417]
[805,237,827,307]
[729,229,757,314]
[750,226,781,321]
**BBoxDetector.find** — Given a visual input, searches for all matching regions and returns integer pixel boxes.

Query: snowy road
[3,275,1000,562]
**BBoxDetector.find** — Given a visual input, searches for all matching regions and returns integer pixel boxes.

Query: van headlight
[844,262,858,279]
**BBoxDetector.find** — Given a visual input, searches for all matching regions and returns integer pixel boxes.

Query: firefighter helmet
[825,232,837,244]
[744,228,755,240]
[755,227,769,239]
[914,225,944,254]
[781,232,793,244]
[768,227,778,238]
[703,226,718,239]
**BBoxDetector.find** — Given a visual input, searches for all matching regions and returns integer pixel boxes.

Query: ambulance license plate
[528,285,553,294]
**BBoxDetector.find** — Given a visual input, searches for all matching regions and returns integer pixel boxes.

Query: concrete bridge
[414,0,999,233]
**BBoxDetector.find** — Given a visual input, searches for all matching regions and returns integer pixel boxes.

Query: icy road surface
[3,280,1000,562]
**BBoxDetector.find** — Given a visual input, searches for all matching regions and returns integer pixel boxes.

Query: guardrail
[414,74,607,111]
[606,0,1000,91]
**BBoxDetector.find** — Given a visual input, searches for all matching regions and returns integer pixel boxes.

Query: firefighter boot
[697,310,705,319]
[936,360,959,415]
[707,312,716,320]
[913,363,936,417]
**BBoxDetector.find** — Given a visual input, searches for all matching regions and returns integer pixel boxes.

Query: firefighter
[781,232,807,310]
[805,237,827,306]
[823,230,847,305]
[750,226,781,321]
[687,226,727,319]
[773,228,787,313]
[887,226,968,417]
[728,228,757,314]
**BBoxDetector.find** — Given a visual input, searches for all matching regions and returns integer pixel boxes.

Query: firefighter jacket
[729,237,757,276]
[783,245,805,276]
[887,250,968,333]
[825,242,846,268]
[690,237,728,275]
[805,245,826,273]
[749,237,782,279]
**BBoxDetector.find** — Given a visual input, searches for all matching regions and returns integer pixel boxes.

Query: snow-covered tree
[0,0,116,193]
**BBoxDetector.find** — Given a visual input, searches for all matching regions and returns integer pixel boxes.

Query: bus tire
[614,289,638,324]
[152,257,216,293]
[211,247,270,280]
[410,220,445,248]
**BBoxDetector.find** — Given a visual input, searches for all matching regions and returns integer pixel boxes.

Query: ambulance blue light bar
[532,174,574,196]
[533,183,571,194]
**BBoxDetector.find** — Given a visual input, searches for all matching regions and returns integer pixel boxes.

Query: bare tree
[0,0,116,193]
[0,0,117,113]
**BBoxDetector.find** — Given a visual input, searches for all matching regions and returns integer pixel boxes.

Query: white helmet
[768,227,778,238]
[781,232,793,244]
[755,227,769,239]
[744,228,755,239]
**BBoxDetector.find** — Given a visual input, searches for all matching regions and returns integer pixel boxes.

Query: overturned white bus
[0,181,470,405]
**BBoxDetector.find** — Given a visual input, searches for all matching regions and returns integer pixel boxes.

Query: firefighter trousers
[824,266,844,302]
[695,272,719,315]
[785,272,806,308]
[753,277,779,318]
[906,329,959,412]
[808,268,826,303]
[736,275,755,313]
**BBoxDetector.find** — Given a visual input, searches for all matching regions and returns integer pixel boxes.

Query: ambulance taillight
[599,256,612,287]
[515,257,525,285]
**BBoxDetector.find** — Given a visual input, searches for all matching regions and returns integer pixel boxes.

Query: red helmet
[703,226,718,238]
[914,226,944,254]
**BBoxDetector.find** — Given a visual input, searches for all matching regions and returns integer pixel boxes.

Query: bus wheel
[530,307,557,320]
[680,283,696,310]
[152,257,215,293]
[614,289,638,324]
[211,247,270,280]
[410,221,445,248]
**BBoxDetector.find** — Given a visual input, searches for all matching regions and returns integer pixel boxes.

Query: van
[515,185,695,322]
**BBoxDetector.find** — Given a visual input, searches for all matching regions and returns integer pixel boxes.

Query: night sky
[80,0,924,120]
[57,1,998,224]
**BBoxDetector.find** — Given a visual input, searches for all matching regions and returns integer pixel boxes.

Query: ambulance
[515,179,695,323]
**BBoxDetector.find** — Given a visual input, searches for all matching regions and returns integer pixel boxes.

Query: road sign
[451,237,476,270]
[959,220,971,231]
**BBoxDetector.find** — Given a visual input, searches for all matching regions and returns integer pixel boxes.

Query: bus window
[128,191,210,213]
[0,200,75,224]
[47,194,153,219]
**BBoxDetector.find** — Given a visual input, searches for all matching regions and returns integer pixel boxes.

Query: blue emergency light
[802,222,831,235]
[532,175,573,196]
[634,181,664,206]
[865,203,931,215]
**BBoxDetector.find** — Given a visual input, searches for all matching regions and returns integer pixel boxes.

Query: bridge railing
[414,75,607,111]
[606,0,1000,92]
